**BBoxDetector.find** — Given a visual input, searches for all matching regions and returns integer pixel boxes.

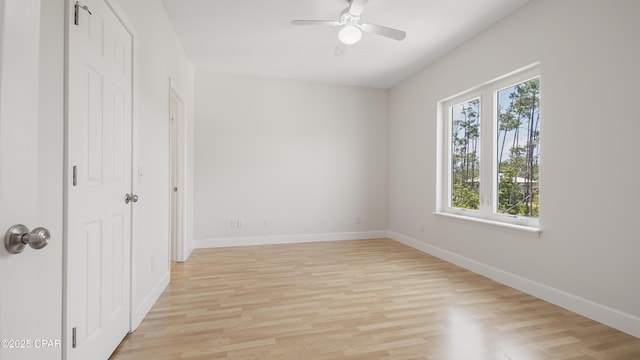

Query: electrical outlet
[356,217,361,224]
[420,224,425,232]
[263,219,269,228]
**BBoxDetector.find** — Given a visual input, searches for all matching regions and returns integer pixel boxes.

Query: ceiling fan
[291,0,406,56]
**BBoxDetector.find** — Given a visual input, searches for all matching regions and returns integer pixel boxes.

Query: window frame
[436,64,541,231]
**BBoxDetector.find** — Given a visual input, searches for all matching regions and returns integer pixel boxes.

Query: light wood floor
[110,239,640,359]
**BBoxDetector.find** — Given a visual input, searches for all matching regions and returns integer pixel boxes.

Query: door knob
[4,224,51,254]
[125,193,139,204]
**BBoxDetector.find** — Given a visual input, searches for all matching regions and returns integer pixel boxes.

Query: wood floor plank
[110,239,640,359]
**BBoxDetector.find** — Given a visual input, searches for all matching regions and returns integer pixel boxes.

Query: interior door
[65,0,133,358]
[0,0,62,360]
[170,93,179,262]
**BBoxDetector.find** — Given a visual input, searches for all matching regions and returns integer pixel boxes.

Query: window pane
[496,78,540,218]
[450,98,480,210]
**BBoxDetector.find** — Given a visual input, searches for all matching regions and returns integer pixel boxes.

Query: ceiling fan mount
[291,0,406,56]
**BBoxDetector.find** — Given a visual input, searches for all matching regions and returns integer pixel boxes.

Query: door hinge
[72,165,78,186]
[72,327,77,348]
[74,2,92,26]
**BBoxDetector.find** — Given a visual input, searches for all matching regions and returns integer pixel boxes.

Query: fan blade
[291,20,339,26]
[361,23,406,41]
[348,0,370,16]
[335,42,346,56]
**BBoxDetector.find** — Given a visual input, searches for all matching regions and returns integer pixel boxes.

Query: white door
[170,92,179,262]
[169,87,187,262]
[0,0,63,360]
[65,0,133,359]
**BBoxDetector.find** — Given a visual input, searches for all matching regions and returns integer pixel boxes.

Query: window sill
[434,212,541,236]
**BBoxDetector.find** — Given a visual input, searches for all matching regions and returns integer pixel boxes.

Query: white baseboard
[130,271,170,331]
[184,244,194,261]
[194,231,388,249]
[388,231,640,339]
[174,242,194,263]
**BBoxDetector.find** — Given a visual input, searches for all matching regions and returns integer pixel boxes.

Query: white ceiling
[162,0,530,89]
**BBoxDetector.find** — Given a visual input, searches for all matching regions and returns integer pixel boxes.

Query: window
[450,98,481,211]
[438,65,541,229]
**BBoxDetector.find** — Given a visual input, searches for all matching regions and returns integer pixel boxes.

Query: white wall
[106,0,195,328]
[194,72,388,246]
[389,0,640,337]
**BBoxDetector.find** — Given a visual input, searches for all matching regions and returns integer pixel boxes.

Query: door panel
[0,0,62,359]
[86,68,104,184]
[111,86,126,184]
[66,0,133,358]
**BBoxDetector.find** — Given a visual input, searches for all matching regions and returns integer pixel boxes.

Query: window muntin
[439,66,540,229]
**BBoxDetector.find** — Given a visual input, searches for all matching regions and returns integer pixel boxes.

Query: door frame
[169,79,188,262]
[63,1,137,358]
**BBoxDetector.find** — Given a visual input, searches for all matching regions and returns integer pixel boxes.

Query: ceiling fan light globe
[338,25,362,45]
